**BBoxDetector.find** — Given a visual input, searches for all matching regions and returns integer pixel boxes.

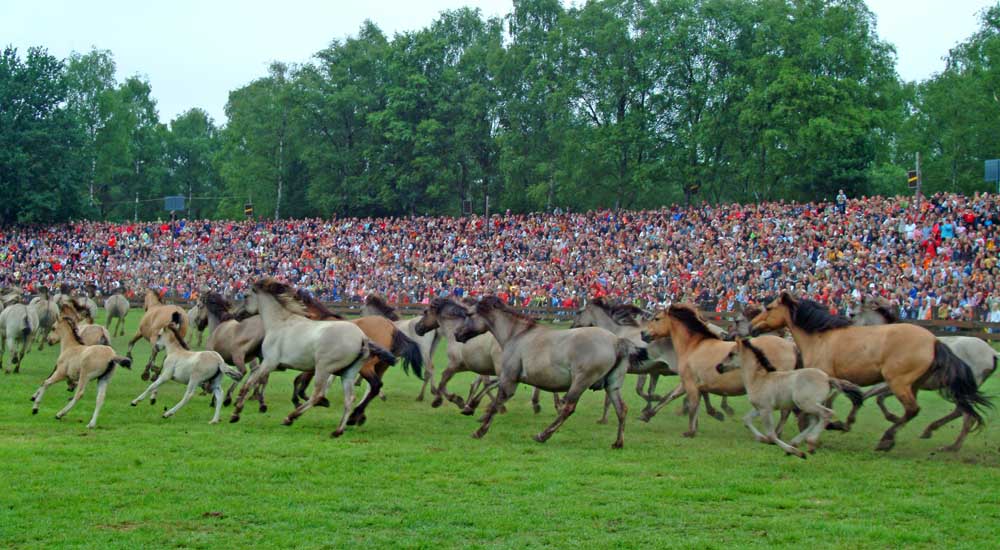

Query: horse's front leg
[472,370,518,440]
[231,360,276,423]
[639,383,686,422]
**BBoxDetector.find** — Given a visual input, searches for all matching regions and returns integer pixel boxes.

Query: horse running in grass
[126,289,189,381]
[363,294,441,401]
[751,291,992,451]
[104,290,130,338]
[718,337,863,458]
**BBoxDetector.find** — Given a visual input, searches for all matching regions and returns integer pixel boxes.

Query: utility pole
[915,152,922,207]
[134,193,138,222]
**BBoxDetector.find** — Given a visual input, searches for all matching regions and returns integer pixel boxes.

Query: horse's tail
[101,355,132,381]
[829,378,864,409]
[99,332,110,346]
[930,340,993,432]
[367,340,397,367]
[21,313,33,339]
[616,338,649,372]
[390,328,423,379]
[218,361,243,382]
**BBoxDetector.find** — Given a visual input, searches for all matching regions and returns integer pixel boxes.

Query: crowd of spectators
[2,192,1000,323]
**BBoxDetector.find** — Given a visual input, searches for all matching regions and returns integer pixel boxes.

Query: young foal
[104,291,130,338]
[0,303,39,374]
[31,317,131,428]
[131,313,242,423]
[126,289,190,381]
[719,337,863,458]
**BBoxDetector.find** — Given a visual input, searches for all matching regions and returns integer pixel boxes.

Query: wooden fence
[158,299,1000,342]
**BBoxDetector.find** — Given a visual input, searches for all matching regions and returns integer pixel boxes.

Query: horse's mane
[429,297,471,319]
[591,297,642,327]
[476,296,536,326]
[864,296,899,324]
[167,325,189,350]
[743,339,775,372]
[365,294,400,321]
[783,294,852,333]
[742,304,763,320]
[59,303,78,320]
[60,317,86,346]
[253,278,342,320]
[204,293,235,322]
[167,312,190,349]
[145,288,164,306]
[296,288,344,320]
[668,304,719,340]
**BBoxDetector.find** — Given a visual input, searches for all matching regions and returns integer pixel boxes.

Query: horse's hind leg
[721,396,735,417]
[347,367,382,427]
[920,406,962,440]
[607,388,628,449]
[463,377,500,415]
[284,371,327,427]
[703,394,725,422]
[417,355,434,402]
[876,381,920,452]
[531,386,542,414]
[761,408,806,458]
[937,413,975,452]
[533,377,590,444]
[87,377,111,429]
[15,335,30,373]
[597,392,611,424]
[742,408,769,443]
[163,378,200,418]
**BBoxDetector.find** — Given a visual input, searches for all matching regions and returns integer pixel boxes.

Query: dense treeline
[2,0,1000,223]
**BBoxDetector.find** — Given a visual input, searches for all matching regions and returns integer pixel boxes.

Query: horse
[30,317,131,428]
[851,295,998,451]
[726,305,787,339]
[48,303,111,346]
[638,304,800,437]
[28,286,60,350]
[126,289,189,381]
[202,293,268,410]
[80,285,99,321]
[104,290,130,337]
[453,296,647,448]
[751,291,992,451]
[363,294,442,401]
[230,278,397,437]
[130,312,242,424]
[718,337,864,458]
[187,302,209,348]
[572,298,736,422]
[1,287,24,307]
[0,303,39,374]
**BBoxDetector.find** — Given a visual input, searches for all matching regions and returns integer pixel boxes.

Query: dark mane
[742,304,763,321]
[204,293,235,322]
[61,317,86,346]
[667,304,719,340]
[592,298,641,327]
[785,296,852,333]
[295,288,344,320]
[365,294,400,321]
[167,324,190,350]
[476,296,537,326]
[743,339,776,372]
[429,297,471,319]
[252,278,342,319]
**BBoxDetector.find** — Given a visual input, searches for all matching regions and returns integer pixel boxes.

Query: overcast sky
[2,0,994,124]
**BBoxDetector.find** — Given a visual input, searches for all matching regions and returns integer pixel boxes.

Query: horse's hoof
[710,412,725,422]
[532,404,541,414]
[356,415,367,427]
[596,418,608,425]
[346,416,358,426]
[416,395,424,402]
[460,407,475,416]
[453,397,465,409]
[130,402,137,407]
[431,397,443,408]
[317,397,330,408]
[55,414,63,420]
[825,421,847,432]
[682,431,696,438]
[223,397,232,407]
[209,420,219,425]
[919,431,933,439]
[140,372,149,381]
[229,415,240,424]
[638,413,653,423]
[162,413,171,419]
[874,439,895,452]
[612,441,623,449]
[150,398,156,406]
[331,429,344,438]
[32,409,38,415]
[258,405,268,413]
[282,418,294,426]
[532,433,547,443]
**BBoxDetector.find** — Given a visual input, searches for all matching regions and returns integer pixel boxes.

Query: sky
[2,0,994,124]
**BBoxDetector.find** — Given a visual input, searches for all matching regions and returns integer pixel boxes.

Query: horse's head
[454,309,488,343]
[415,297,469,336]
[715,338,743,374]
[750,292,794,335]
[570,301,600,329]
[640,309,672,343]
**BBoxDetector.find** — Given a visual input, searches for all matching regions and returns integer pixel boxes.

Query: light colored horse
[29,287,60,350]
[0,303,39,374]
[638,304,800,437]
[126,289,189,381]
[202,293,267,409]
[851,296,998,451]
[363,294,441,402]
[30,317,131,428]
[48,303,110,346]
[187,303,209,348]
[104,292,130,337]
[131,313,242,423]
[231,278,396,437]
[572,298,735,422]
[1,287,24,307]
[454,296,647,448]
[718,337,863,457]
[751,291,992,451]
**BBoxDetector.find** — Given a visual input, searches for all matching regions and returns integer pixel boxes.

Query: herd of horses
[2,280,996,457]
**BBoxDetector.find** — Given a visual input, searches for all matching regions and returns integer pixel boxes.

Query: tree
[166,108,221,218]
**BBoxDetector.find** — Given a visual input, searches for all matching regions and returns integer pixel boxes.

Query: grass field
[1,311,998,549]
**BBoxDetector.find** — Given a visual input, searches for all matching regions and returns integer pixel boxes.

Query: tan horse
[454,296,647,448]
[851,296,998,451]
[751,291,992,451]
[231,279,397,437]
[126,289,189,381]
[638,304,800,437]
[30,317,131,428]
[363,294,441,401]
[104,291,130,337]
[719,337,863,457]
[48,304,110,346]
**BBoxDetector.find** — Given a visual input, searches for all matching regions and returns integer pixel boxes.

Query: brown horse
[751,291,992,451]
[639,304,800,437]
[125,289,189,380]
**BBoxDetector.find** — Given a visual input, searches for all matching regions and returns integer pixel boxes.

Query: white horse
[104,292,130,337]
[231,279,396,437]
[0,303,39,373]
[131,313,242,423]
[719,337,863,458]
[852,296,998,451]
[362,295,441,401]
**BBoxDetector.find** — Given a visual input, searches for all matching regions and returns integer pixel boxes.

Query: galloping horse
[0,302,38,374]
[202,293,267,409]
[49,303,110,346]
[363,294,441,401]
[231,279,396,437]
[751,291,992,451]
[126,289,189,381]
[28,286,59,350]
[104,290,130,337]
[454,296,647,448]
[639,304,800,437]
[851,296,998,451]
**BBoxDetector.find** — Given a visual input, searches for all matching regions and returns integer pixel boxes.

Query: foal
[719,337,863,458]
[30,317,131,428]
[131,312,242,423]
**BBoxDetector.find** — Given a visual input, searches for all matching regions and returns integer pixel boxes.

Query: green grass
[1,312,998,549]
